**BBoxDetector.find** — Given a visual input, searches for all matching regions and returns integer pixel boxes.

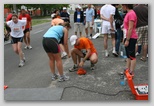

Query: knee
[91,58,98,64]
[71,48,77,54]
[13,48,18,53]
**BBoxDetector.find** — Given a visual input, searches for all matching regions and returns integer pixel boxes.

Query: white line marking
[34,29,44,34]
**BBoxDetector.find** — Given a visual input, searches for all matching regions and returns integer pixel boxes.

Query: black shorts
[23,28,30,34]
[42,38,60,53]
[11,37,23,44]
[124,38,137,60]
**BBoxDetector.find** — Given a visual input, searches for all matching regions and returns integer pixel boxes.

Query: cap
[70,35,78,45]
[21,5,26,10]
[63,7,67,10]
[51,13,56,18]
[76,5,82,9]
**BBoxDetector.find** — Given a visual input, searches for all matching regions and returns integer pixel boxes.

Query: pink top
[124,10,138,39]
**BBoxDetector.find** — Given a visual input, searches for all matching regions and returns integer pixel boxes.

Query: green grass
[32,19,51,26]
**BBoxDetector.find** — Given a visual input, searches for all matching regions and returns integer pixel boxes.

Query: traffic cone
[4,85,8,90]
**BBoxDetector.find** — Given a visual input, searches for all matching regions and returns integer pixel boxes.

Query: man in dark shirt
[60,7,70,23]
[74,6,84,36]
[133,4,148,61]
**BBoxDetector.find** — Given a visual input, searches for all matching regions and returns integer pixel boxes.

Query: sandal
[140,57,146,62]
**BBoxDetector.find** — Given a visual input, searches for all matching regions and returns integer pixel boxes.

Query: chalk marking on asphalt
[34,29,44,34]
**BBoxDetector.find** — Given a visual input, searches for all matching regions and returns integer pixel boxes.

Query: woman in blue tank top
[42,22,70,82]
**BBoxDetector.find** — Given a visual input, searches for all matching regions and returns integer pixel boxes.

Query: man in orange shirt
[69,35,98,71]
[19,6,32,49]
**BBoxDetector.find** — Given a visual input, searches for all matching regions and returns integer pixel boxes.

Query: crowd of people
[5,4,148,82]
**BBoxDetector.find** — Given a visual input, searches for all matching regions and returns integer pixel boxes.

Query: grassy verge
[32,19,51,26]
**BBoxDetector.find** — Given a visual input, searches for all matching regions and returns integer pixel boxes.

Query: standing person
[19,6,32,49]
[60,7,70,23]
[42,23,70,82]
[100,4,118,57]
[133,4,148,62]
[112,4,123,56]
[74,6,84,37]
[69,35,98,72]
[6,14,26,67]
[122,4,138,76]
[51,14,69,59]
[84,4,95,39]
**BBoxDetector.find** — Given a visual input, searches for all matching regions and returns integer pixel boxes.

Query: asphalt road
[4,15,148,101]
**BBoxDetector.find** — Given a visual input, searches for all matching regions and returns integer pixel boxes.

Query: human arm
[63,27,70,58]
[124,20,134,47]
[79,49,91,67]
[109,14,115,31]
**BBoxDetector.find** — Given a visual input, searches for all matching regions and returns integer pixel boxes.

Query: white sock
[113,47,115,52]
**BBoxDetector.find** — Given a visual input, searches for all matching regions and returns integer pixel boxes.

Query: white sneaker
[28,45,32,49]
[105,52,109,57]
[61,52,67,59]
[58,75,69,82]
[24,46,28,49]
[18,60,25,67]
[147,54,148,58]
[112,50,118,57]
[135,52,140,56]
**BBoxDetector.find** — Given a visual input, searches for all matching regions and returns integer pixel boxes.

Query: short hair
[12,14,18,18]
[122,4,134,9]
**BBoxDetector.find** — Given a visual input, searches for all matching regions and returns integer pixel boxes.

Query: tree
[4,4,69,16]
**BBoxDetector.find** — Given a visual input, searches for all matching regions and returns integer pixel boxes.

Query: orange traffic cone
[4,85,8,90]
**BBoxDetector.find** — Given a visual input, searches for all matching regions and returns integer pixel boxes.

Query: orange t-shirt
[51,18,64,26]
[74,37,97,54]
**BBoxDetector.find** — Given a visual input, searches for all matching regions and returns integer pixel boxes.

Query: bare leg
[53,53,64,76]
[103,34,108,50]
[17,42,24,60]
[89,53,98,64]
[130,59,136,73]
[111,33,116,49]
[12,44,19,54]
[47,53,56,74]
[126,58,131,70]
[71,48,84,65]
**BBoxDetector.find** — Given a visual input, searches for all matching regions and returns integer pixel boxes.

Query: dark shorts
[23,28,30,34]
[11,37,23,44]
[124,38,137,60]
[42,38,60,53]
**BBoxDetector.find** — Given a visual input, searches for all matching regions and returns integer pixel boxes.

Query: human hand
[124,40,129,47]
[79,61,84,67]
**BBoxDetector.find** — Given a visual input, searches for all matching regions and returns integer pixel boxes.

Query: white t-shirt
[6,20,26,38]
[100,4,115,25]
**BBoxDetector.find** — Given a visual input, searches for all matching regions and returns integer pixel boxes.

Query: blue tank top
[43,26,64,43]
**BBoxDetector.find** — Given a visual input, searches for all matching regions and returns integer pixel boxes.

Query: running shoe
[18,60,25,67]
[112,50,118,57]
[24,46,28,49]
[28,45,32,49]
[69,64,78,72]
[51,74,58,81]
[90,63,95,70]
[58,75,69,82]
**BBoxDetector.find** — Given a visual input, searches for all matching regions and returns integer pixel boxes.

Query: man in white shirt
[100,4,118,57]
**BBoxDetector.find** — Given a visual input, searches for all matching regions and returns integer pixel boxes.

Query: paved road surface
[4,15,148,101]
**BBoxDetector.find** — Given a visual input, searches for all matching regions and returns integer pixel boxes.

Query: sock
[113,47,115,52]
